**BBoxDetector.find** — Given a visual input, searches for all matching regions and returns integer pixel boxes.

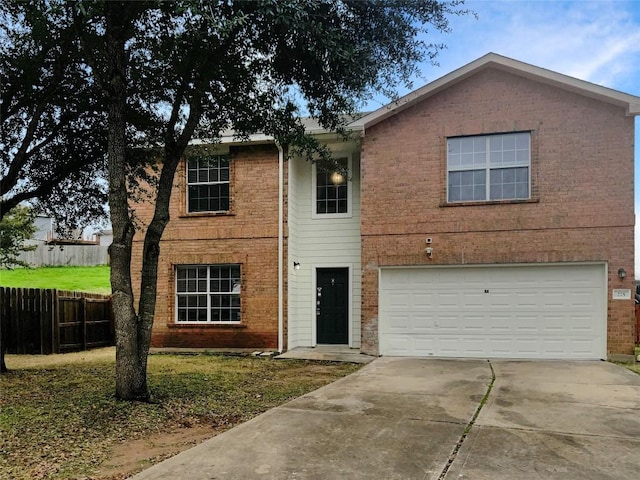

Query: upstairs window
[176,265,241,323]
[447,132,530,203]
[315,157,350,216]
[187,155,230,213]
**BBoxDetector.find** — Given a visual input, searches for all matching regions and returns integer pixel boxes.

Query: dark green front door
[316,268,348,344]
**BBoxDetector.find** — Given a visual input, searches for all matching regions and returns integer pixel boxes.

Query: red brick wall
[131,144,283,349]
[360,68,636,356]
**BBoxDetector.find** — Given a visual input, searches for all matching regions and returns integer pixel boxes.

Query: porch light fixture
[293,262,301,270]
[618,268,626,279]
[330,170,345,185]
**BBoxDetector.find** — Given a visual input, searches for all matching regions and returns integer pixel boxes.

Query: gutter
[277,142,284,353]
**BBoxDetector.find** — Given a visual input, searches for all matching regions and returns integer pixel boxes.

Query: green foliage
[0,2,108,232]
[0,265,111,293]
[70,0,470,160]
[0,350,361,479]
[3,0,471,394]
[0,206,36,268]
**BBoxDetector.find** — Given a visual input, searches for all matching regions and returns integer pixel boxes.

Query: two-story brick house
[132,53,639,360]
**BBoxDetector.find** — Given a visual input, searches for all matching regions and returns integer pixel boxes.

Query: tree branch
[0,101,48,196]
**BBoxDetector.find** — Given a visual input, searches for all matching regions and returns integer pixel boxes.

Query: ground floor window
[175,264,241,323]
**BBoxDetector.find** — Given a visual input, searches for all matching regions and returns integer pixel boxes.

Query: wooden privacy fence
[17,245,109,267]
[0,287,114,354]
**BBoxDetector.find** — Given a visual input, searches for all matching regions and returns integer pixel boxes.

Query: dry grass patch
[0,347,361,479]
[624,362,640,375]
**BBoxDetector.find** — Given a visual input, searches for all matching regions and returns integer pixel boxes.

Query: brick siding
[360,68,636,356]
[131,144,283,350]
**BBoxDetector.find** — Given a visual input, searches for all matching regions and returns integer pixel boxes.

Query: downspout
[277,142,284,353]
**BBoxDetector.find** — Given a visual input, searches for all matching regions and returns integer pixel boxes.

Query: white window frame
[312,153,353,219]
[175,264,241,324]
[186,154,231,213]
[447,132,531,203]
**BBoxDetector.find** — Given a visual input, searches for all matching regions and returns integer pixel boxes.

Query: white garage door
[379,264,606,359]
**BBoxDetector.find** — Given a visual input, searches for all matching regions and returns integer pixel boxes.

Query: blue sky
[383,0,640,275]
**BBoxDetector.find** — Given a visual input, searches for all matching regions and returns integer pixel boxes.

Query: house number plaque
[612,289,631,300]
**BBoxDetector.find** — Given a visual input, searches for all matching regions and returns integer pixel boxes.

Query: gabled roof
[349,52,640,130]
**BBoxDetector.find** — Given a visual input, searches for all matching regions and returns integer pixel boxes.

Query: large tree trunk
[104,4,149,401]
[97,1,204,401]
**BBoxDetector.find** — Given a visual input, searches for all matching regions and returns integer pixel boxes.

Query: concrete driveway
[448,361,640,479]
[131,358,640,480]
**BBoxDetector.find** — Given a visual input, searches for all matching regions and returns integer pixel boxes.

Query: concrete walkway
[131,358,640,480]
[275,345,375,364]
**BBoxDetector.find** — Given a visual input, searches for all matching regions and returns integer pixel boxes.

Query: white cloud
[428,0,640,93]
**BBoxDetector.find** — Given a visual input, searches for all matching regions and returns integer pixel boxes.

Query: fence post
[53,290,60,354]
[14,287,23,354]
[47,289,56,353]
[81,297,87,351]
[41,289,54,355]
[38,288,44,355]
[5,288,14,353]
[32,288,41,354]
[0,288,7,360]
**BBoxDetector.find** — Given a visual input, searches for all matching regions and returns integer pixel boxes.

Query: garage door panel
[412,293,434,308]
[487,292,512,308]
[379,264,606,359]
[512,315,538,333]
[487,338,514,355]
[437,337,477,355]
[413,338,437,355]
[435,314,460,332]
[567,291,600,307]
[571,323,597,333]
[564,339,601,355]
[387,292,410,308]
[436,291,463,307]
[385,337,412,356]
[513,292,537,307]
[387,312,411,330]
[486,314,513,333]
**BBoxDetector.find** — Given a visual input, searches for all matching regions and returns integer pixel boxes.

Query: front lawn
[0,265,110,294]
[0,348,361,479]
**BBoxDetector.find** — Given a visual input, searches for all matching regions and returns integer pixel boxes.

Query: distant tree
[0,205,36,269]
[0,2,108,233]
[8,0,469,396]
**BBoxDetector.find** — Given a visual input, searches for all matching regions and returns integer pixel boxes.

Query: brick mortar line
[363,224,633,237]
[436,360,496,480]
[132,235,279,243]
